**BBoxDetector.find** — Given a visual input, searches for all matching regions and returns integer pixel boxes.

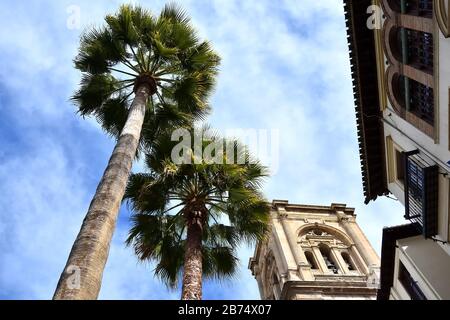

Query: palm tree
[54,4,220,300]
[124,129,270,299]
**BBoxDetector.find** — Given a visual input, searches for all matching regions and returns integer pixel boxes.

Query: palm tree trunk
[53,85,150,300]
[181,219,203,300]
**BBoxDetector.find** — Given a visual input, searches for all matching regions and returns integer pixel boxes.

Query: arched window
[387,24,434,72]
[271,272,281,299]
[305,251,318,270]
[383,0,435,138]
[387,0,433,17]
[272,272,279,286]
[393,74,434,125]
[392,73,407,109]
[395,27,433,72]
[319,244,339,274]
[341,252,356,271]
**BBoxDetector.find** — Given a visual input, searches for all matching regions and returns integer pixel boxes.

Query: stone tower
[249,200,380,300]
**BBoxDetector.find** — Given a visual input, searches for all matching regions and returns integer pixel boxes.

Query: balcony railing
[403,151,438,238]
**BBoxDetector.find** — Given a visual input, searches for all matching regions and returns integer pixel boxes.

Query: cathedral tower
[249,200,380,300]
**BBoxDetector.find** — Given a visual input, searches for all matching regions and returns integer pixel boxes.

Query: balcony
[403,151,438,238]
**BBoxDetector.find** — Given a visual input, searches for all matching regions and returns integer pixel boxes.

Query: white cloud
[0,137,89,298]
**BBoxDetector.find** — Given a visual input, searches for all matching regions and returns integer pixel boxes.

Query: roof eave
[343,0,389,203]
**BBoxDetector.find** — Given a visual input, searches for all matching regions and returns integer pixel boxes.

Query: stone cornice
[272,200,355,216]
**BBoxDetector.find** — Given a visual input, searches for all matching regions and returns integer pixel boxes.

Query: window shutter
[403,150,438,238]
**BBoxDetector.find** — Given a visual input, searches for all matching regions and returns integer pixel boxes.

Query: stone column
[330,247,348,274]
[311,245,329,274]
[336,210,380,270]
[349,245,370,275]
[277,206,314,280]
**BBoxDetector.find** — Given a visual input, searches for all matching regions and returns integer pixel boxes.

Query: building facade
[248,201,380,300]
[345,0,450,299]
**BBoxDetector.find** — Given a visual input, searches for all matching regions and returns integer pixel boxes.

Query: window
[272,273,279,286]
[341,252,356,271]
[404,151,438,238]
[391,0,433,17]
[396,28,433,72]
[319,244,339,274]
[395,75,434,125]
[391,26,434,126]
[410,79,434,125]
[395,149,405,183]
[305,251,318,270]
[398,262,427,300]
[272,272,281,299]
[407,29,433,72]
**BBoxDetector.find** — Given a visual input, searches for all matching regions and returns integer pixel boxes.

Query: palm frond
[204,224,240,248]
[180,41,221,73]
[75,27,126,74]
[172,72,215,117]
[72,73,119,116]
[203,246,239,280]
[105,4,139,46]
[160,3,191,25]
[123,173,170,214]
[95,95,130,137]
[227,200,271,244]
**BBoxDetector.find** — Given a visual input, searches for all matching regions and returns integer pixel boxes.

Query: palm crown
[124,129,270,289]
[72,4,220,140]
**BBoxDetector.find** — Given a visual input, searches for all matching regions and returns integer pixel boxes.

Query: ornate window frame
[382,0,437,139]
[435,0,450,37]
[297,224,364,276]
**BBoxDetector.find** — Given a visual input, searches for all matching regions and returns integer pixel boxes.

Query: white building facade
[345,0,450,299]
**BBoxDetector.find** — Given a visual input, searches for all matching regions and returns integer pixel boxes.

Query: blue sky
[0,0,406,299]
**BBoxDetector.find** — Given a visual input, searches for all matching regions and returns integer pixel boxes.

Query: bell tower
[249,200,380,300]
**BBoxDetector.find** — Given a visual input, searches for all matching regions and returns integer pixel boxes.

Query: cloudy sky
[0,0,405,299]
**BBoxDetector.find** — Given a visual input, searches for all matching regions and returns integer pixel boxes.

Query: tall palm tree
[124,129,270,299]
[54,4,220,300]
